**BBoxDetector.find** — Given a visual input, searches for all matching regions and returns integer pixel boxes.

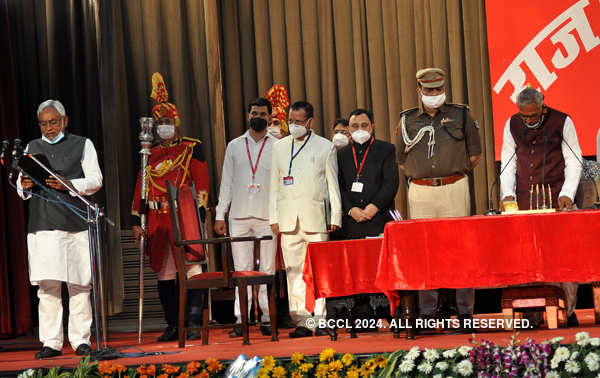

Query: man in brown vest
[500,87,582,326]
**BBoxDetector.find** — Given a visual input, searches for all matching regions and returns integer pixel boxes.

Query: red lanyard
[245,136,268,182]
[351,137,374,181]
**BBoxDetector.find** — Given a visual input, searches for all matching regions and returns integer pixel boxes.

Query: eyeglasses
[39,118,62,128]
[288,118,309,126]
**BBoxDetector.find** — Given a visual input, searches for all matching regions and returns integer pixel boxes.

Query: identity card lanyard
[284,132,311,186]
[351,137,374,193]
[245,136,268,193]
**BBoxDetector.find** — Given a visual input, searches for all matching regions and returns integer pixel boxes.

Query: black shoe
[279,318,297,329]
[289,326,312,338]
[75,343,91,356]
[568,313,579,327]
[314,327,328,336]
[35,346,62,359]
[229,325,243,338]
[260,324,272,336]
[157,326,178,342]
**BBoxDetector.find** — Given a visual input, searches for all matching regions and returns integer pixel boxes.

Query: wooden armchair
[166,180,278,347]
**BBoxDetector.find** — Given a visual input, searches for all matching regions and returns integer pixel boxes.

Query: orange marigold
[146,364,157,375]
[176,374,190,378]
[161,364,180,375]
[195,370,210,378]
[157,374,169,378]
[186,361,202,374]
[205,358,223,372]
[115,364,127,374]
[98,361,114,375]
[292,371,303,378]
[136,365,147,375]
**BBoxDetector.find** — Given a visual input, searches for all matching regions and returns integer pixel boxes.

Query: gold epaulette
[399,107,419,116]
[447,103,470,110]
[182,136,202,144]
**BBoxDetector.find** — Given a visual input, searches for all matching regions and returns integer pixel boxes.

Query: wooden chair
[166,180,278,347]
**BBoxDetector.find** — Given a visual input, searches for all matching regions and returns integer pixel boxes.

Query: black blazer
[337,137,399,238]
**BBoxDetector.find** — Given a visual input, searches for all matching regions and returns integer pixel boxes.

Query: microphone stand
[15,154,114,352]
[542,133,548,208]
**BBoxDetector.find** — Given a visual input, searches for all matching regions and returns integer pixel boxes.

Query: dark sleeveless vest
[509,107,567,210]
[26,133,88,233]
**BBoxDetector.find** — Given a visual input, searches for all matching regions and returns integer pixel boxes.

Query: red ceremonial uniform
[131,137,209,273]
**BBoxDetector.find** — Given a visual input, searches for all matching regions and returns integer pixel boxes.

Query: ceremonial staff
[137,117,154,343]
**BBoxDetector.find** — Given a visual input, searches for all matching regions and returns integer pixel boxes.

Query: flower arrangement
[16,332,600,378]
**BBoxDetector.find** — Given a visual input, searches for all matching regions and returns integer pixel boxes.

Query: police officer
[396,68,482,331]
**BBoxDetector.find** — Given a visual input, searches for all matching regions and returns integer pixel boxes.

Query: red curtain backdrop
[0,0,31,337]
[486,0,600,160]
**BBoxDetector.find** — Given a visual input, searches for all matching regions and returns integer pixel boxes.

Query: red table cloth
[303,238,383,313]
[375,210,600,311]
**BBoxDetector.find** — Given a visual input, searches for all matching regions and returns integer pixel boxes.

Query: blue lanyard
[288,131,311,176]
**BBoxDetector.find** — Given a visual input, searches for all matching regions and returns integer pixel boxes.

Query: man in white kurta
[269,101,342,338]
[214,97,277,337]
[18,100,102,358]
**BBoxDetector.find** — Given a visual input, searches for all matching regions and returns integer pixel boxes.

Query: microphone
[554,129,600,208]
[0,140,9,165]
[9,138,23,180]
[484,127,529,215]
[541,131,548,208]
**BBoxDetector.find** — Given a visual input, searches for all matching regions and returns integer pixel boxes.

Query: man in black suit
[337,109,399,239]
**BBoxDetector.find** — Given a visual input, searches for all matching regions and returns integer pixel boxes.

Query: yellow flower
[299,363,314,373]
[320,348,336,362]
[272,366,286,378]
[341,353,354,366]
[362,358,375,369]
[346,367,360,378]
[374,355,388,369]
[316,363,329,378]
[291,352,305,365]
[358,366,371,378]
[328,360,343,372]
[257,368,270,378]
[292,371,303,378]
[328,373,340,378]
[262,355,276,371]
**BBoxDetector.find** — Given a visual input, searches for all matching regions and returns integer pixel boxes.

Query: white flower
[586,353,600,371]
[433,375,443,378]
[399,359,415,373]
[17,369,35,378]
[550,357,560,370]
[592,338,600,346]
[417,361,433,374]
[554,346,570,362]
[456,359,473,376]
[550,336,564,344]
[443,349,457,358]
[565,360,581,374]
[424,348,440,362]
[405,346,420,361]
[576,331,591,346]
[458,345,472,357]
[436,361,449,371]
[545,372,560,378]
[571,351,580,360]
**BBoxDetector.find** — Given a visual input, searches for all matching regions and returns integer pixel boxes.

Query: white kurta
[17,139,103,286]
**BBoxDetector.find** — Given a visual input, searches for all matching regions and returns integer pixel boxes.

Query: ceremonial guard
[131,73,210,341]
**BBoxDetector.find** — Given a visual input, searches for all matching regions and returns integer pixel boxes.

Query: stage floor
[1,310,600,375]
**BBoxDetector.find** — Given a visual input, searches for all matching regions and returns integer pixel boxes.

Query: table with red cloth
[375,209,600,315]
[303,238,383,313]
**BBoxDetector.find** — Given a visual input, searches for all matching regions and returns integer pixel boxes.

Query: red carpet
[1,310,599,374]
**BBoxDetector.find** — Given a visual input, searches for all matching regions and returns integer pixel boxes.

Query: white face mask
[42,131,65,144]
[421,92,446,109]
[289,123,308,139]
[332,133,349,148]
[351,129,371,145]
[157,124,176,140]
[267,126,282,138]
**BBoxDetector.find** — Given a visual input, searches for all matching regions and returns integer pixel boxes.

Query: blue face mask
[42,131,65,144]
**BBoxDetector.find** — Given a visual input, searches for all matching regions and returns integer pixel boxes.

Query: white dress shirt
[215,130,275,221]
[500,116,582,201]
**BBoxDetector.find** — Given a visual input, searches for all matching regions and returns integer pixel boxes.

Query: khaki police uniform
[396,67,482,317]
